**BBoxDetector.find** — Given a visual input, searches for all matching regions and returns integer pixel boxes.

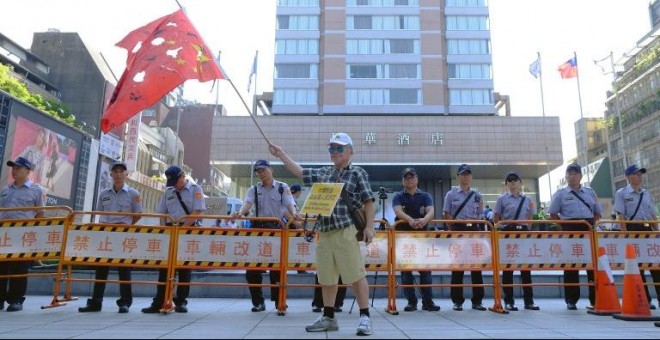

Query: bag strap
[340,187,355,215]
[254,185,259,217]
[570,190,592,212]
[513,195,526,220]
[629,192,644,221]
[453,190,475,219]
[174,190,191,215]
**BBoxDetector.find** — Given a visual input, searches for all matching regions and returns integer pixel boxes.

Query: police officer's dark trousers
[628,223,660,305]
[0,261,29,305]
[501,225,534,305]
[563,220,595,306]
[90,267,133,307]
[246,270,280,307]
[151,269,191,307]
[450,223,484,305]
[312,275,346,308]
[396,224,435,305]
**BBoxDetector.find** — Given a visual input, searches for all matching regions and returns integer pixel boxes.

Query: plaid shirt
[303,164,375,232]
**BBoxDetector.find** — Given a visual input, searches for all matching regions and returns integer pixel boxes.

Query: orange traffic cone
[587,247,621,316]
[612,244,660,321]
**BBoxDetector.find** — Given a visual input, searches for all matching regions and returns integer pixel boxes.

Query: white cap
[329,132,353,146]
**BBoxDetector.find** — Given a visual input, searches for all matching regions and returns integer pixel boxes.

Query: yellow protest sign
[300,183,344,217]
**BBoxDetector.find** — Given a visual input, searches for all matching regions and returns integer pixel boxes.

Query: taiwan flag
[558,57,578,79]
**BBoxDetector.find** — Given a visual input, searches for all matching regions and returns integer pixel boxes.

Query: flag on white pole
[529,57,541,78]
[247,51,258,92]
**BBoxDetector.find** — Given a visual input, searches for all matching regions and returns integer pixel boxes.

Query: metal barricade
[164,215,287,313]
[390,219,499,313]
[0,206,72,303]
[43,211,174,309]
[493,219,597,312]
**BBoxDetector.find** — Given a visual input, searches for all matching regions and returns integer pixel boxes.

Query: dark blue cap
[624,164,646,176]
[457,164,471,175]
[111,162,127,171]
[504,171,521,182]
[253,159,271,171]
[402,167,417,178]
[290,184,302,193]
[6,157,33,170]
[165,165,184,186]
[566,163,581,173]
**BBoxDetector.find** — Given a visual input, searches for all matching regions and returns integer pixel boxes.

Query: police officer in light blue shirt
[493,171,540,312]
[79,162,142,314]
[0,157,45,312]
[142,165,205,314]
[613,164,659,309]
[548,163,601,310]
[233,160,297,312]
[442,164,486,312]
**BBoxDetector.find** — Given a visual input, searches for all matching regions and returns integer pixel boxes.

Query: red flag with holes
[101,9,225,133]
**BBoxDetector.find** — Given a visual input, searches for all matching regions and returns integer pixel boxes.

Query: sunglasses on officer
[506,177,520,183]
[328,145,345,154]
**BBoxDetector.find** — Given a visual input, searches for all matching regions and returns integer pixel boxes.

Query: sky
[0,0,652,167]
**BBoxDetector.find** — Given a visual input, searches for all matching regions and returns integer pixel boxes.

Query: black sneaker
[504,303,518,311]
[141,305,161,314]
[524,304,540,311]
[650,303,657,310]
[422,302,440,312]
[334,306,343,313]
[404,303,417,312]
[471,303,486,311]
[452,303,463,311]
[174,305,188,313]
[6,303,22,312]
[312,306,322,313]
[566,303,577,310]
[251,303,265,312]
[118,306,129,313]
[78,304,102,313]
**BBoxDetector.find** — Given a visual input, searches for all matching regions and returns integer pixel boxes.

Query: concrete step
[28,268,654,300]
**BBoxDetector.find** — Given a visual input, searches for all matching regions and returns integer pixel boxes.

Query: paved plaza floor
[0,296,658,339]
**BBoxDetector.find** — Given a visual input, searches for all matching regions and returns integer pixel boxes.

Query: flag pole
[215,50,221,112]
[536,51,553,206]
[574,51,591,184]
[252,50,259,116]
[175,1,272,146]
[609,52,627,170]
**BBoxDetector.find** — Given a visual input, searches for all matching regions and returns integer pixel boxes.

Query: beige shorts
[316,224,367,285]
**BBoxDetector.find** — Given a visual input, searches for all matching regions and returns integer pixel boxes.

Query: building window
[275,64,318,78]
[346,89,420,104]
[449,89,493,105]
[348,15,419,30]
[347,0,419,6]
[349,65,379,78]
[274,89,318,105]
[277,0,319,5]
[387,64,418,78]
[448,64,492,79]
[276,39,319,54]
[388,39,418,53]
[276,15,319,30]
[389,89,419,104]
[447,39,490,55]
[446,0,486,7]
[446,15,489,30]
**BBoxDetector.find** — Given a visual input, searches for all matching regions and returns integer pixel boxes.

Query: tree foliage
[0,63,79,128]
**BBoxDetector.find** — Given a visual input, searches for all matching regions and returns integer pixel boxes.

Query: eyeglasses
[506,177,520,182]
[328,146,345,154]
[403,175,416,181]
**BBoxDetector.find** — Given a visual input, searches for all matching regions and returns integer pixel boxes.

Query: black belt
[499,224,529,231]
[627,223,652,230]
